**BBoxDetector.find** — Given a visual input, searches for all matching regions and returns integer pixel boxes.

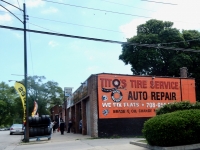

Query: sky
[0,0,200,92]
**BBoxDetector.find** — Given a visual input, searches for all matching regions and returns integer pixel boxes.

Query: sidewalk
[17,131,148,150]
[27,130,91,143]
[50,130,91,142]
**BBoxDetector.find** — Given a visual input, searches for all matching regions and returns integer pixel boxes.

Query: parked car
[0,128,6,131]
[6,127,10,130]
[10,124,24,135]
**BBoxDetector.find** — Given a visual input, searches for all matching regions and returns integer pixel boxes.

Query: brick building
[53,70,196,138]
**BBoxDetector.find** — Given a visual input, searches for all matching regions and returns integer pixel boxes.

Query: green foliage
[21,76,64,116]
[142,109,200,146]
[156,101,200,115]
[119,19,200,100]
[0,82,17,126]
[0,76,64,127]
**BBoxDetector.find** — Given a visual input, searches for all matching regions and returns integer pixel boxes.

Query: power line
[98,0,155,12]
[28,16,123,33]
[0,4,23,23]
[27,22,35,76]
[0,5,200,34]
[38,1,200,26]
[141,0,177,5]
[130,43,200,52]
[0,24,200,53]
[41,0,152,19]
[16,0,21,11]
[0,9,199,46]
[161,39,200,45]
[27,21,59,32]
[16,0,23,18]
[27,20,200,47]
[0,10,123,34]
[0,24,125,44]
[0,0,23,11]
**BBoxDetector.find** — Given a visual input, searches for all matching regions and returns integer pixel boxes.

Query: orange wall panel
[181,79,196,103]
[97,74,196,119]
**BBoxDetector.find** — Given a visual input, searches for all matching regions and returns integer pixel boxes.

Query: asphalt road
[0,130,148,150]
[0,130,23,150]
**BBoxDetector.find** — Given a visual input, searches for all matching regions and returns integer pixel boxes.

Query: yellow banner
[14,82,26,123]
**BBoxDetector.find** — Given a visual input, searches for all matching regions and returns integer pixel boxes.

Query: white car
[0,128,6,131]
[10,124,24,135]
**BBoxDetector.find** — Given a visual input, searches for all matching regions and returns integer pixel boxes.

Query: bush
[142,109,200,147]
[156,101,200,115]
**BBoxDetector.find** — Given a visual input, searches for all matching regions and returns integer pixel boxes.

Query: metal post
[23,3,29,142]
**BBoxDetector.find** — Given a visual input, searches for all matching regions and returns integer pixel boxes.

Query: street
[0,130,148,150]
[0,130,23,150]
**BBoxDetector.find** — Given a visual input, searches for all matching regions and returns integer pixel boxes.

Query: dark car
[10,124,24,135]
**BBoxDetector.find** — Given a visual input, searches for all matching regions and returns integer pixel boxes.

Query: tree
[0,77,64,126]
[119,19,200,100]
[22,76,64,116]
[0,82,17,126]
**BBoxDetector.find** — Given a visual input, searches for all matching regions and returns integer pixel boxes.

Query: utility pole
[0,0,29,142]
[23,3,29,142]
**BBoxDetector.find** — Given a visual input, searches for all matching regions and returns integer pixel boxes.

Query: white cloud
[119,18,147,39]
[0,13,12,23]
[41,7,58,14]
[119,1,200,39]
[150,1,200,31]
[48,40,59,47]
[25,0,45,8]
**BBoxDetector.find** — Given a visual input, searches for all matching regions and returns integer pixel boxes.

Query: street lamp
[1,1,29,142]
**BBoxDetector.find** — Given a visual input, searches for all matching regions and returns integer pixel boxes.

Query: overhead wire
[141,0,177,5]
[1,0,200,26]
[0,0,199,51]
[27,21,59,32]
[41,0,152,19]
[40,0,200,26]
[0,6,199,49]
[16,0,21,11]
[0,24,200,53]
[98,0,155,12]
[0,10,123,34]
[26,21,200,48]
[0,3,23,23]
[28,16,123,33]
[26,10,35,77]
[0,1,199,34]
[161,39,200,45]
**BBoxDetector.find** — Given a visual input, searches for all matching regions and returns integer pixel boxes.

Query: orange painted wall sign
[97,74,196,119]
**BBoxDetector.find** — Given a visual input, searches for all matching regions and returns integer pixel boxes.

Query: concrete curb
[130,141,200,150]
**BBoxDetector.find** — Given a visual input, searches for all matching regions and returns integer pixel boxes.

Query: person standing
[50,120,55,134]
[67,118,72,133]
[79,119,82,134]
[53,121,57,133]
[59,120,65,135]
